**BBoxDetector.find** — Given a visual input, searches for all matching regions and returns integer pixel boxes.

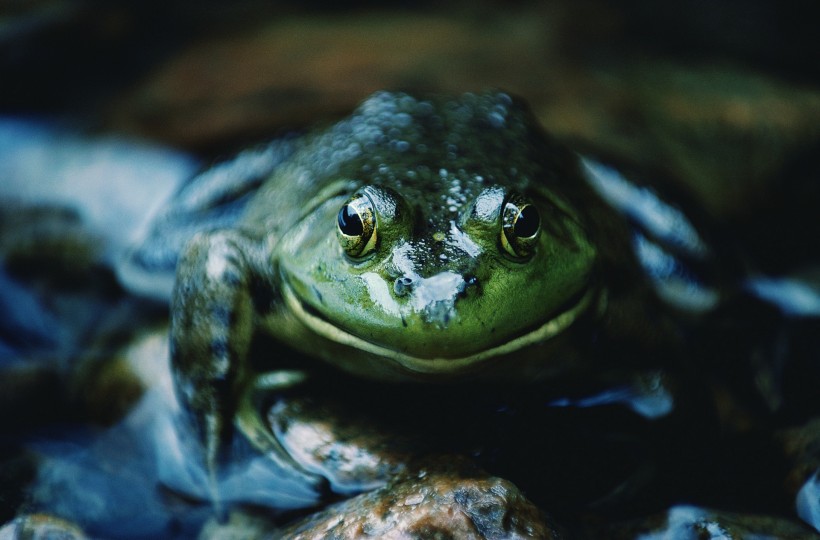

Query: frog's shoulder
[117,138,298,300]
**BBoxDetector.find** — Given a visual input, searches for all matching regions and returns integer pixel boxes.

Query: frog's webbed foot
[235,371,328,489]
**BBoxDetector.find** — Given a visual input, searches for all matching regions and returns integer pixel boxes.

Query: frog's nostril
[458,274,479,296]
[393,276,415,297]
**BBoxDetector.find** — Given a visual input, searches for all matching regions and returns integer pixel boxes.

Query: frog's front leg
[170,230,321,504]
[171,230,255,487]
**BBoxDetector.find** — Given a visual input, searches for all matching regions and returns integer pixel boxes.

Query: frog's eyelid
[297,179,359,221]
[463,185,507,225]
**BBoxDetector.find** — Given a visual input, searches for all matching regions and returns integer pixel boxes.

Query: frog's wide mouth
[281,279,600,375]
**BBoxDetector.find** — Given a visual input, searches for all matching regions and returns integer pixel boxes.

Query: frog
[125,90,617,503]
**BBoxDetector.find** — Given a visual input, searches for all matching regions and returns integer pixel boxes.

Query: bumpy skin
[170,91,600,490]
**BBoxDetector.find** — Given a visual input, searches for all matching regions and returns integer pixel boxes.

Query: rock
[277,457,565,539]
[780,418,820,532]
[597,505,820,539]
[0,513,88,540]
[198,510,279,540]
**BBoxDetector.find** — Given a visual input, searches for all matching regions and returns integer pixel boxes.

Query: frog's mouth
[281,280,601,375]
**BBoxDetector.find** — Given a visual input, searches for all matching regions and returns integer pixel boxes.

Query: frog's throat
[281,282,600,375]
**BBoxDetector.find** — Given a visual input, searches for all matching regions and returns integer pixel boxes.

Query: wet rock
[0,204,103,281]
[0,173,188,428]
[798,475,820,536]
[0,513,88,540]
[780,418,820,532]
[277,457,565,539]
[597,505,820,539]
[0,120,197,266]
[198,509,279,540]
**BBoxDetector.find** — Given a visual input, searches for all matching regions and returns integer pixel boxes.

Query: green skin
[170,91,599,491]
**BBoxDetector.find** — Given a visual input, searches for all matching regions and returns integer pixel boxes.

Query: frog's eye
[337,193,378,258]
[501,194,541,259]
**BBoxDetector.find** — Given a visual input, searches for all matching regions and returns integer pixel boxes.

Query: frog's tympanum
[166,91,601,491]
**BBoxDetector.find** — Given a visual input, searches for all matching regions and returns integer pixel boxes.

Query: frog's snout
[389,270,480,328]
[392,271,478,301]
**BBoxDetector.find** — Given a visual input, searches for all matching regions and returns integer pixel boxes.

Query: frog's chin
[281,281,601,376]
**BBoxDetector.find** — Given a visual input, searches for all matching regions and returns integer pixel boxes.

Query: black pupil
[338,205,364,236]
[513,205,540,238]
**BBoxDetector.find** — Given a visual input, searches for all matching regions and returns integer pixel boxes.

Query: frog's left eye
[501,194,541,259]
[337,193,378,258]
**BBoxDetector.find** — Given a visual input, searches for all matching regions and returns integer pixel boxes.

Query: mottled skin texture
[170,91,600,493]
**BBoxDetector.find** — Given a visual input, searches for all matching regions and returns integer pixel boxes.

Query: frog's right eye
[337,193,378,258]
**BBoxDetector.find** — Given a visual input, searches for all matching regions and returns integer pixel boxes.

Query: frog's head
[277,91,598,378]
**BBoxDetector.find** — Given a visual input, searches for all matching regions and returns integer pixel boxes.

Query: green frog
[135,91,619,499]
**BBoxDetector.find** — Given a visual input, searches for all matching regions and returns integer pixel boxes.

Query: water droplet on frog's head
[391,140,410,152]
[393,112,412,127]
[487,111,505,128]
